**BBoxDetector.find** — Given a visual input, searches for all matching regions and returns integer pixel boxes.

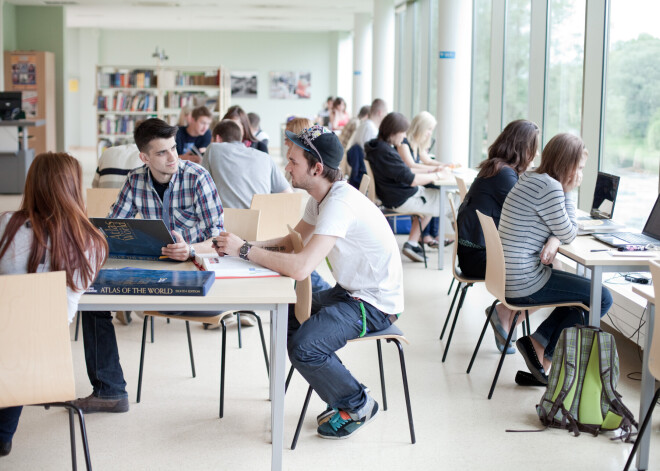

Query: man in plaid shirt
[75,118,224,414]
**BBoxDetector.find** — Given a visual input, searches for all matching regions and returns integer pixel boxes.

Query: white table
[632,284,655,471]
[78,259,296,471]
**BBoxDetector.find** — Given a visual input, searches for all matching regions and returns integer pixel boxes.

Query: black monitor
[0,92,22,120]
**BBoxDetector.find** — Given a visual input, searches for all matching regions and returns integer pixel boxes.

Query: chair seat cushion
[453,268,484,283]
[363,323,404,338]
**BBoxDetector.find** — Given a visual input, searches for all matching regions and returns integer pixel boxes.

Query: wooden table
[632,284,655,471]
[78,259,296,471]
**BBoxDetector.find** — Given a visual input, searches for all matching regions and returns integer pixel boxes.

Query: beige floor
[1,149,658,470]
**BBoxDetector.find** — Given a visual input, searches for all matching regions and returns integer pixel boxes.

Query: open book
[195,253,280,279]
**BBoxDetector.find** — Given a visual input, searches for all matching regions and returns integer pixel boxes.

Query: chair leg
[377,339,388,411]
[487,311,520,399]
[624,387,660,471]
[467,300,497,374]
[442,283,471,362]
[68,407,77,471]
[150,316,154,344]
[285,365,295,393]
[417,216,428,269]
[47,402,92,471]
[219,320,227,418]
[291,385,314,450]
[524,310,531,337]
[137,316,149,403]
[185,320,196,378]
[447,277,455,296]
[387,338,416,444]
[253,312,270,377]
[440,281,462,340]
[236,311,243,348]
[74,311,80,342]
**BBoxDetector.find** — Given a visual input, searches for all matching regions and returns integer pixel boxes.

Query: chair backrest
[448,196,460,277]
[288,225,312,325]
[358,173,371,196]
[455,176,468,202]
[224,208,260,241]
[251,192,305,241]
[0,271,75,407]
[86,188,120,218]
[475,210,506,302]
[363,160,378,204]
[648,260,660,380]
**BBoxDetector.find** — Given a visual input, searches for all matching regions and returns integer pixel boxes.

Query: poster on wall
[22,91,38,118]
[10,55,37,89]
[230,71,258,98]
[269,71,311,99]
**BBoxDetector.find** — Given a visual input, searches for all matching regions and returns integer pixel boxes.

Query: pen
[590,249,608,252]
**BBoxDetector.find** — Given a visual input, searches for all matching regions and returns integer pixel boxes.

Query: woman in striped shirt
[498,133,613,383]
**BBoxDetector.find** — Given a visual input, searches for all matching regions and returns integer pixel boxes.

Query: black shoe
[516,336,547,384]
[0,440,11,457]
[402,242,426,262]
[515,370,548,387]
[72,394,129,414]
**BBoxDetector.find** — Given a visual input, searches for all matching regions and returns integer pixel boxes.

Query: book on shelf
[195,253,280,279]
[90,218,175,261]
[97,69,156,89]
[86,267,215,296]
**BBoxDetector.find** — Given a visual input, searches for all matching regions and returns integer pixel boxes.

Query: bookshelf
[96,65,230,154]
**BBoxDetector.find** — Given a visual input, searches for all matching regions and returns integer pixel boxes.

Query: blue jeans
[0,407,21,442]
[82,311,129,399]
[422,216,439,239]
[287,285,392,417]
[506,269,613,361]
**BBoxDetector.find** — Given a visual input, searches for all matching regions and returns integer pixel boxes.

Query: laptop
[90,218,175,260]
[593,194,660,248]
[577,172,623,233]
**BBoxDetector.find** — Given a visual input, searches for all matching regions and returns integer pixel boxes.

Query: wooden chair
[624,259,660,470]
[438,197,484,362]
[85,187,120,218]
[250,192,305,241]
[0,271,92,470]
[284,226,415,448]
[466,210,589,399]
[358,172,370,196]
[363,160,428,268]
[455,176,468,202]
[445,179,467,296]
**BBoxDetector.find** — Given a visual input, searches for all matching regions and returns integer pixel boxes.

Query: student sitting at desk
[456,119,539,353]
[75,118,224,414]
[0,152,107,457]
[214,125,403,440]
[175,105,212,164]
[498,133,613,383]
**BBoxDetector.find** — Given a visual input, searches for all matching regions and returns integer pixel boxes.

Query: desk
[632,284,655,471]
[78,259,296,471]
[557,236,658,326]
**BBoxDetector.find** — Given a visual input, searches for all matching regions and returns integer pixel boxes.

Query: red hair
[0,152,107,290]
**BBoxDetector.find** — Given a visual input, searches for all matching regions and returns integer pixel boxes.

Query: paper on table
[195,254,280,279]
[607,250,656,257]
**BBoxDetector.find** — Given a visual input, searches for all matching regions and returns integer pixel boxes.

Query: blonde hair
[407,111,437,158]
[286,117,313,135]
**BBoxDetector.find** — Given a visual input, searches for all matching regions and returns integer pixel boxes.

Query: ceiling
[7,0,374,31]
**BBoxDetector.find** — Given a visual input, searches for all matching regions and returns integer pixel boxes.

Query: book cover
[195,254,280,279]
[86,268,215,296]
[90,218,175,261]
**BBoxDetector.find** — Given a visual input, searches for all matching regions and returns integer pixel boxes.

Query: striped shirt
[499,172,577,298]
[109,160,224,244]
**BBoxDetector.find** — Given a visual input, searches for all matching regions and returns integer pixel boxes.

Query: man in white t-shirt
[213,125,404,440]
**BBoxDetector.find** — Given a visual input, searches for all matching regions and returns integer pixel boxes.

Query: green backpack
[536,325,637,440]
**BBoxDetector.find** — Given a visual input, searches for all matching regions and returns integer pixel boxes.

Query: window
[468,0,492,165]
[502,0,531,125]
[602,0,660,230]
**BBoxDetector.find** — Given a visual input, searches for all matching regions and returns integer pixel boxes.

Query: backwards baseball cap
[285,125,344,170]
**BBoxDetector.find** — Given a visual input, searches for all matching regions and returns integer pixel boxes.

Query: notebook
[593,194,660,248]
[577,172,623,233]
[90,218,175,260]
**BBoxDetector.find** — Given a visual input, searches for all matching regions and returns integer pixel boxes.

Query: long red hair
[0,152,107,290]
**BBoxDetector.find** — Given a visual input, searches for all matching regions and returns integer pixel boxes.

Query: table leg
[437,187,447,270]
[636,302,655,471]
[270,303,287,471]
[589,265,602,327]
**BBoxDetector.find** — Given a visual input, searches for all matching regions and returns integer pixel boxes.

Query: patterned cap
[285,125,344,170]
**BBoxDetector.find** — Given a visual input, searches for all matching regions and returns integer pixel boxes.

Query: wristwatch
[239,241,252,261]
[188,244,196,260]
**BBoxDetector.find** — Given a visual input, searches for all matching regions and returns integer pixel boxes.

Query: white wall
[68,28,341,152]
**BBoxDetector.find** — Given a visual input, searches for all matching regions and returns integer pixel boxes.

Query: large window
[602,0,660,230]
[468,0,492,166]
[543,0,585,144]
[502,0,531,125]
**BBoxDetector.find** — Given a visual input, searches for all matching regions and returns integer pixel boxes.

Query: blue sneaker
[317,396,379,440]
[317,384,370,426]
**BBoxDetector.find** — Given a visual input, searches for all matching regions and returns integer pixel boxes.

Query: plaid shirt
[110,161,224,244]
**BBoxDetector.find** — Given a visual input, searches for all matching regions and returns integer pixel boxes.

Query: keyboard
[608,232,656,245]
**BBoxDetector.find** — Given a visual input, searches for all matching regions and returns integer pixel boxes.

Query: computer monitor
[0,92,22,120]
[590,171,620,219]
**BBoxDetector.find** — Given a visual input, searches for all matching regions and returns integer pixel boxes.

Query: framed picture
[230,71,258,98]
[269,71,311,99]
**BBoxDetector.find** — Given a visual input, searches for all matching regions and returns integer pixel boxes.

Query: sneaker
[114,311,132,325]
[317,384,370,425]
[317,396,379,440]
[402,242,426,263]
[71,394,129,414]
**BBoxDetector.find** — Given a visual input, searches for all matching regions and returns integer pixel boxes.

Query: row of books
[98,69,156,89]
[174,71,220,87]
[97,92,157,112]
[163,92,218,110]
[98,115,151,135]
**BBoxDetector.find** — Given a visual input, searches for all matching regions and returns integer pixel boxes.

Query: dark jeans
[0,407,22,442]
[422,216,439,239]
[506,269,613,361]
[287,285,392,417]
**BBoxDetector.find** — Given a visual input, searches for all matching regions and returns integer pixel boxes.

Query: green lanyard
[359,301,367,338]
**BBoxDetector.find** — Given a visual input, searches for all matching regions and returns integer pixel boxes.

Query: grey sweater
[498,172,577,298]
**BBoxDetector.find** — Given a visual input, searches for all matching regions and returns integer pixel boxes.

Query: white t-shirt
[347,119,378,150]
[302,181,404,314]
